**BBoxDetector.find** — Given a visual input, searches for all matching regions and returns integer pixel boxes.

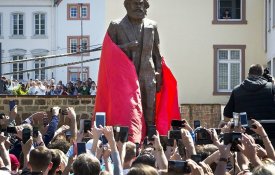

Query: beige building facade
[105,0,266,105]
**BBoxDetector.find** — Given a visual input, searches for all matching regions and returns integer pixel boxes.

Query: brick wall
[0,95,95,126]
[0,96,222,128]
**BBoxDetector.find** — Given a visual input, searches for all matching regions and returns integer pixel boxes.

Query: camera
[171,120,185,130]
[168,160,191,174]
[263,68,273,82]
[223,132,242,152]
[114,126,129,143]
[168,130,182,140]
[195,128,213,145]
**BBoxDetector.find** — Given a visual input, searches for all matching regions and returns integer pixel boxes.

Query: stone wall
[0,95,95,126]
[0,96,222,129]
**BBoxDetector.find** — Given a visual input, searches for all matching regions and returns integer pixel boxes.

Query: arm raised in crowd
[0,133,11,171]
[102,126,123,175]
[181,128,196,159]
[43,107,60,146]
[153,131,168,170]
[67,107,77,143]
[251,119,275,161]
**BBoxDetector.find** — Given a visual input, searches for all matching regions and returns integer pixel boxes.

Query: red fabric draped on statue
[95,33,180,143]
[155,59,181,135]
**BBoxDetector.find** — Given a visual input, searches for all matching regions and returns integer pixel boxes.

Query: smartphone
[191,154,202,164]
[171,120,185,130]
[223,132,242,152]
[33,127,39,138]
[239,112,248,127]
[84,120,91,133]
[168,130,182,140]
[65,130,72,141]
[43,117,49,127]
[119,126,129,143]
[147,125,156,141]
[77,142,86,155]
[101,135,108,145]
[6,126,17,134]
[22,128,31,144]
[9,100,16,111]
[168,160,191,174]
[0,113,5,119]
[159,135,168,151]
[95,112,106,128]
[194,120,200,129]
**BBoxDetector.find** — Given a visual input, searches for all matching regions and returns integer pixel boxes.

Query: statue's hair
[124,0,150,9]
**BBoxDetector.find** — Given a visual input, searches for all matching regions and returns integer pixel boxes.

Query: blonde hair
[253,164,275,175]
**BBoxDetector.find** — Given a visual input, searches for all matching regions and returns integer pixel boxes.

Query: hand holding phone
[84,120,91,133]
[9,100,16,112]
[147,125,156,141]
[95,112,106,128]
[22,128,31,144]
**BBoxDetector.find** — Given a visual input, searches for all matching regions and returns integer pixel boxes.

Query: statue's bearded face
[125,0,146,20]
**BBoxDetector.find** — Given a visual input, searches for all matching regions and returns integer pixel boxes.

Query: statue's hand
[121,40,139,51]
[156,72,162,92]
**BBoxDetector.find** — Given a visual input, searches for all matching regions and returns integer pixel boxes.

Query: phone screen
[9,100,16,112]
[84,120,91,133]
[168,160,191,174]
[22,128,31,144]
[95,112,106,128]
[240,112,248,127]
[33,127,39,138]
[148,125,156,141]
[191,155,202,164]
[77,142,86,155]
[6,126,17,134]
[194,120,200,129]
[119,126,129,142]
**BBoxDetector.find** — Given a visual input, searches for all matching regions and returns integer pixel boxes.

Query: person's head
[127,164,158,175]
[124,142,136,166]
[48,139,70,154]
[124,0,147,21]
[48,149,61,175]
[253,163,275,175]
[53,149,68,172]
[248,64,264,77]
[9,154,20,173]
[29,146,53,173]
[73,153,100,175]
[132,152,156,168]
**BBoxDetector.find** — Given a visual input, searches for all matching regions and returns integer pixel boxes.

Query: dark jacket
[224,76,275,120]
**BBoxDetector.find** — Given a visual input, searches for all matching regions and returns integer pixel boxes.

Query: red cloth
[155,59,181,135]
[95,33,145,143]
[95,33,181,142]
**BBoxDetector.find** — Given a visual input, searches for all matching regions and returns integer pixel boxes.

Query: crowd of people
[0,103,274,175]
[0,76,97,96]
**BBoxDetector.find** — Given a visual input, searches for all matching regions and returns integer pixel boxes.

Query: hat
[9,154,20,171]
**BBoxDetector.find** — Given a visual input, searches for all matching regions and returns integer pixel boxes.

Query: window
[13,56,24,80]
[213,0,247,24]
[12,13,24,35]
[34,59,45,80]
[67,3,90,20]
[213,45,246,95]
[34,13,46,35]
[273,0,275,27]
[67,36,90,56]
[67,67,89,82]
[0,13,2,36]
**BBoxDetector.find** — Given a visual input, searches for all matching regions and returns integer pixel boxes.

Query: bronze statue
[107,0,162,127]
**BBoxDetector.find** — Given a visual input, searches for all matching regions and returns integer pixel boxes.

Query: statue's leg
[139,78,156,127]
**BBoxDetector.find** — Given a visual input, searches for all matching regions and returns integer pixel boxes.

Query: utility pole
[80,3,84,81]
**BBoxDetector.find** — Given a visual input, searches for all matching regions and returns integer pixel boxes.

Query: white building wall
[266,0,275,76]
[0,0,54,81]
[55,0,105,83]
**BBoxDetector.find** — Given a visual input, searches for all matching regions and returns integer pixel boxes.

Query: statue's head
[124,0,149,21]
